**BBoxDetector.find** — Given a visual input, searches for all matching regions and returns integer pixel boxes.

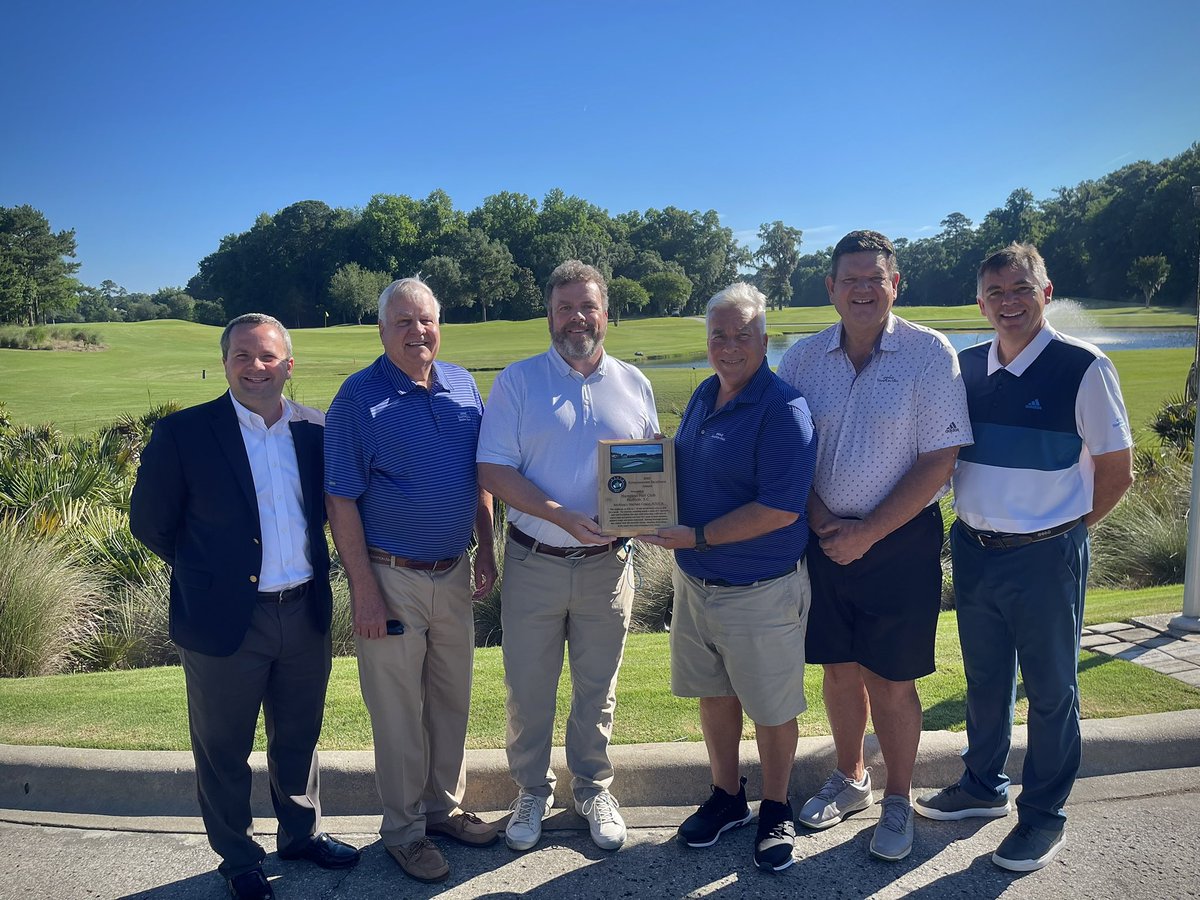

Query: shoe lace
[581,792,619,825]
[409,837,438,859]
[510,793,542,827]
[814,770,857,802]
[879,796,911,834]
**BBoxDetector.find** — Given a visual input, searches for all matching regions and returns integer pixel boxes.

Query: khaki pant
[356,556,473,846]
[500,537,634,803]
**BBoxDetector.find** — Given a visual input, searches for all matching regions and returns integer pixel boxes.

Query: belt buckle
[565,548,588,560]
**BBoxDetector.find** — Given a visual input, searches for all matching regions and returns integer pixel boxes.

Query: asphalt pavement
[3,769,1198,899]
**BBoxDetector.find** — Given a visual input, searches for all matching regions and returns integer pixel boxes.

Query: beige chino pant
[500,537,635,804]
[355,556,473,847]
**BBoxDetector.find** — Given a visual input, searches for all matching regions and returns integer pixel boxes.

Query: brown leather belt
[257,581,311,603]
[367,548,461,571]
[508,525,624,560]
[957,518,1082,551]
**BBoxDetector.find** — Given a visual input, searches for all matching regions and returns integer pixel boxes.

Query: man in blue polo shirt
[324,277,499,885]
[915,244,1133,872]
[642,282,816,872]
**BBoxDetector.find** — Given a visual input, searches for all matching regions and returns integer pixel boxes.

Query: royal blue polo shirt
[674,360,816,583]
[325,354,482,560]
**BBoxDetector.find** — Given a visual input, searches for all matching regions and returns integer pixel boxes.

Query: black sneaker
[754,798,796,872]
[678,776,752,847]
[992,822,1065,872]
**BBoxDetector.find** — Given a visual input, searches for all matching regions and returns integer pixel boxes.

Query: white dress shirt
[230,393,316,592]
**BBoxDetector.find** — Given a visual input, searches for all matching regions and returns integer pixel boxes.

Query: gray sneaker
[913,783,1010,821]
[869,795,914,861]
[798,769,873,830]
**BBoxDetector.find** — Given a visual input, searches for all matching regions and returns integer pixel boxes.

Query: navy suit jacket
[130,393,333,657]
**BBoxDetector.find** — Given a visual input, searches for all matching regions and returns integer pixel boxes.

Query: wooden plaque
[597,438,678,537]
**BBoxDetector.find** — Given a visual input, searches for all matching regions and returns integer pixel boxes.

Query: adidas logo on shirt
[946,422,959,434]
[1026,399,1043,410]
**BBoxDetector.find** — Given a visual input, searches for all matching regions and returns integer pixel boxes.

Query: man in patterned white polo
[777,230,971,862]
[325,277,499,885]
[914,244,1132,872]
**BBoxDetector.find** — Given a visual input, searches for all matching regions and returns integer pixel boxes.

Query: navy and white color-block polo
[674,360,816,584]
[324,355,483,560]
[953,323,1132,534]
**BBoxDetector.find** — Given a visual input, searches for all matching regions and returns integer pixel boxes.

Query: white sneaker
[506,791,553,851]
[576,791,627,850]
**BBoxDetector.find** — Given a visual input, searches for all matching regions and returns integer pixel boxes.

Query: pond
[641,327,1196,370]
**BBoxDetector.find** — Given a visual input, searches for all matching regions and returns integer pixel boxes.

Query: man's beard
[552,324,604,361]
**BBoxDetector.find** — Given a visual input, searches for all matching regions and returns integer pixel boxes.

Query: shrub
[1090,452,1189,587]
[0,520,103,677]
[630,541,674,632]
[78,567,174,670]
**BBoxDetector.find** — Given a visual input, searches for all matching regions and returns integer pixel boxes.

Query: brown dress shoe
[386,838,450,883]
[426,810,501,847]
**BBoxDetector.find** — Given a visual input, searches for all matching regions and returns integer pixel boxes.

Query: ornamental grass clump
[0,520,103,677]
[1090,450,1189,588]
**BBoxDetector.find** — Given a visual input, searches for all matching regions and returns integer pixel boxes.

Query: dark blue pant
[950,520,1088,832]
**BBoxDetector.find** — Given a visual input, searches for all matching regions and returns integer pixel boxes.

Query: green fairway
[1,307,1193,439]
[0,585,1195,751]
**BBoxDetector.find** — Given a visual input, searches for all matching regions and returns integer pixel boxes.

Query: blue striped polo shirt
[674,360,816,583]
[324,354,483,560]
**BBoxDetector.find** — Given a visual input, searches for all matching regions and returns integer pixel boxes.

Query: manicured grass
[1,310,1192,440]
[2,585,1195,751]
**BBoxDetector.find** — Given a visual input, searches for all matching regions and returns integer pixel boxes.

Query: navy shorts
[805,503,944,681]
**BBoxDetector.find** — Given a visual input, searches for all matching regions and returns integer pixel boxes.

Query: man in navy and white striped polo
[641,283,816,872]
[915,244,1133,873]
[324,277,500,885]
[478,260,659,854]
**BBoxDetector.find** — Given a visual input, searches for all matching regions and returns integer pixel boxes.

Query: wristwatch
[694,525,710,551]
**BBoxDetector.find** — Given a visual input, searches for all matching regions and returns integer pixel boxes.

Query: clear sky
[3,0,1198,294]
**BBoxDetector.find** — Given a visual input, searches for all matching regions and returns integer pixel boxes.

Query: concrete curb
[3,710,1197,820]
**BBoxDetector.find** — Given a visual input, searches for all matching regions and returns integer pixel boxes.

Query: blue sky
[3,0,1198,294]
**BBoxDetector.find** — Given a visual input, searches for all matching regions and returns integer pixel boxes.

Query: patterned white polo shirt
[776,314,972,519]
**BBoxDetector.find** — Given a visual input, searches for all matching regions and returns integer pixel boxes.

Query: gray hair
[706,282,767,333]
[977,243,1050,297]
[544,260,608,311]
[220,313,292,360]
[379,277,441,321]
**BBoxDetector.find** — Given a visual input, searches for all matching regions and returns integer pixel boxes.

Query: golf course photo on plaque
[597,438,678,537]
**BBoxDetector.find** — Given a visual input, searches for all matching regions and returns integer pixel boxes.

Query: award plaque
[597,438,678,537]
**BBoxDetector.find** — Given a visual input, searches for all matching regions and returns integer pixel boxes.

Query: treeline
[2,143,1198,327]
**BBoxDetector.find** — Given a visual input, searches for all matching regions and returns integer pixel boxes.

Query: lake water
[642,326,1195,370]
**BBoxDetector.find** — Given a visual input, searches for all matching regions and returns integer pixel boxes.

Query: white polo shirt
[776,314,972,519]
[477,347,659,547]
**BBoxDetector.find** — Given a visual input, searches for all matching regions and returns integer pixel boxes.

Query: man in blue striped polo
[324,277,499,885]
[642,283,816,872]
[915,244,1133,872]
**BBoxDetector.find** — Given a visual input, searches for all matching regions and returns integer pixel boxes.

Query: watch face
[607,476,627,494]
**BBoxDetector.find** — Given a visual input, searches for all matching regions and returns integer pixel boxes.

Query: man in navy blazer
[131,313,359,900]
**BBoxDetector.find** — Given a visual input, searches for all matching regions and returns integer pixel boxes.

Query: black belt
[508,525,625,560]
[957,518,1082,550]
[368,548,461,571]
[701,563,799,589]
[257,581,311,603]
